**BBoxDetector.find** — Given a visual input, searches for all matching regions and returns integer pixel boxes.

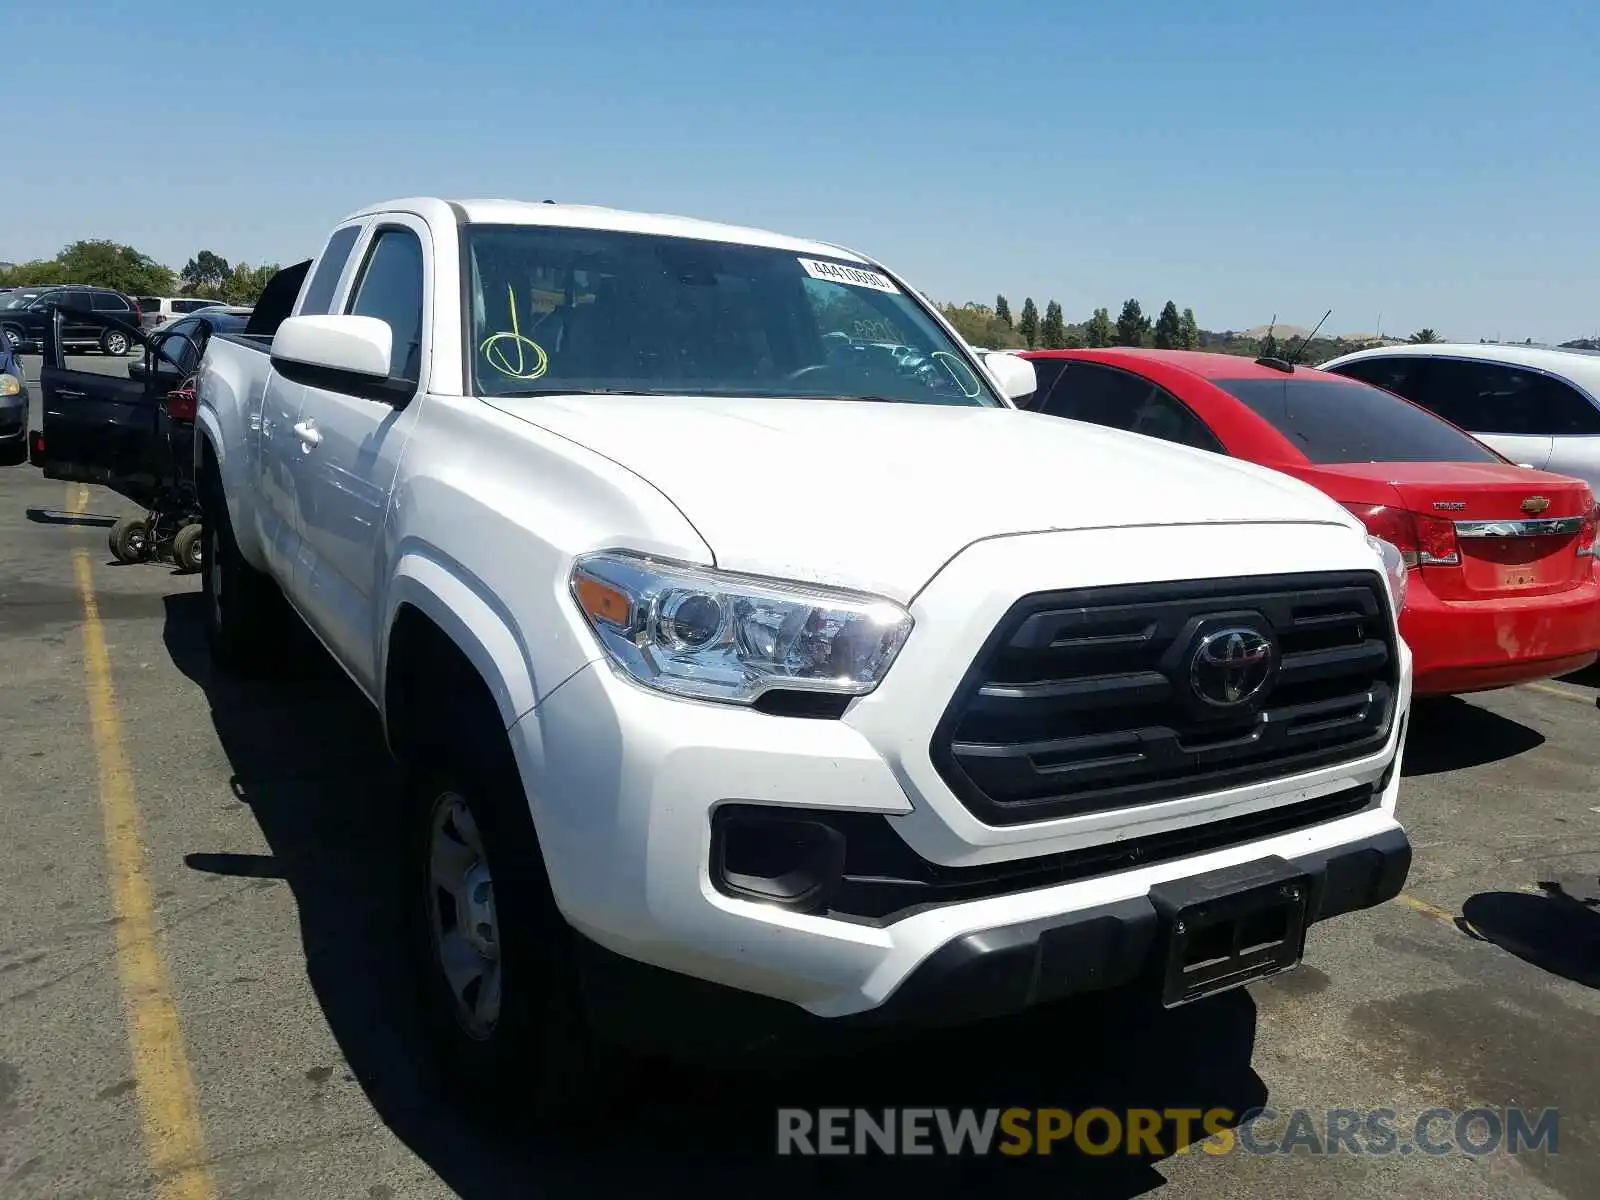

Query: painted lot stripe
[73,536,217,1200]
[1523,680,1596,706]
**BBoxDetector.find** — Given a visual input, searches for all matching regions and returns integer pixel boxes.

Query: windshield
[1217,376,1504,464]
[464,225,999,406]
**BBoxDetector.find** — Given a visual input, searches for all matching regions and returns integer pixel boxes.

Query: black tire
[0,326,22,351]
[108,516,150,563]
[404,701,615,1129]
[201,483,288,674]
[100,329,130,356]
[172,523,203,574]
[0,440,25,468]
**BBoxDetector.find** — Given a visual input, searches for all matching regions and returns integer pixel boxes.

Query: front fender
[381,547,595,734]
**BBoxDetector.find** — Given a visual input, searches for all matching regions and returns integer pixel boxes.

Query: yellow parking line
[74,548,216,1200]
[1394,892,1457,926]
[1523,681,1595,706]
[67,482,90,516]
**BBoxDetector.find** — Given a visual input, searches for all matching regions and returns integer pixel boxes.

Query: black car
[0,286,144,355]
[0,339,27,465]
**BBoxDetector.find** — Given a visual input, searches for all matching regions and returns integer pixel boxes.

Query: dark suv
[0,287,143,355]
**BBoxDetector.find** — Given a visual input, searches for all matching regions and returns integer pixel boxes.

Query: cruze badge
[1433,500,1467,511]
[1190,627,1277,708]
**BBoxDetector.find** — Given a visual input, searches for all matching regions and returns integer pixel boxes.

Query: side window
[1416,359,1548,435]
[90,291,127,312]
[1018,358,1070,411]
[297,225,363,316]
[345,227,425,382]
[1531,377,1600,436]
[153,321,201,373]
[1125,388,1226,452]
[1330,355,1428,404]
[1041,363,1223,452]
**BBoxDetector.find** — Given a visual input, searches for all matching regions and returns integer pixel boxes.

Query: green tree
[995,295,1012,328]
[1179,307,1200,350]
[181,250,232,297]
[53,240,175,294]
[938,302,1023,350]
[1084,307,1114,348]
[222,262,280,305]
[0,259,62,287]
[1408,328,1441,344]
[1040,300,1067,349]
[1153,300,1182,349]
[1115,299,1150,347]
[1017,298,1039,349]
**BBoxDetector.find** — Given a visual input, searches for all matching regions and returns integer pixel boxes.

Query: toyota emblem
[1189,627,1277,707]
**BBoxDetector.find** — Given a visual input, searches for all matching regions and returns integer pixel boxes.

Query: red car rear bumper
[1403,572,1600,695]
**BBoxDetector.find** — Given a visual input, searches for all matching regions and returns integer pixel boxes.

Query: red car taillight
[1578,504,1598,558]
[1341,503,1461,567]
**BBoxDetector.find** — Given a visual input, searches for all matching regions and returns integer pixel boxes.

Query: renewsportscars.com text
[776,1106,1559,1158]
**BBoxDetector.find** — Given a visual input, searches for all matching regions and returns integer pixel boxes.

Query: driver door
[35,309,185,490]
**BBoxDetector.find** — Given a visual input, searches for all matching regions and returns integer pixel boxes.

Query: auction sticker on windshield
[798,258,900,294]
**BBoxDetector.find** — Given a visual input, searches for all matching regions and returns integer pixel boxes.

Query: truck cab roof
[341,196,872,264]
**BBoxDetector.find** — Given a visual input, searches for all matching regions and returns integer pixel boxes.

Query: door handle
[56,389,87,401]
[292,421,322,448]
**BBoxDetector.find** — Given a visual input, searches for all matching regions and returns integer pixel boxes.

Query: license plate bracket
[1148,856,1311,1008]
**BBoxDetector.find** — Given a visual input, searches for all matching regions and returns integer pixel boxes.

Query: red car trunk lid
[1298,462,1596,601]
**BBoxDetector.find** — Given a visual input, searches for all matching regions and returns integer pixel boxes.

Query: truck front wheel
[404,708,614,1128]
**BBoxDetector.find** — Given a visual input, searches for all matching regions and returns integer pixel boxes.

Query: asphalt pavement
[1,357,1597,1198]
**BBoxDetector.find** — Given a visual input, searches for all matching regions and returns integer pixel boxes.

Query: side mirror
[272,314,392,379]
[128,358,147,381]
[984,351,1038,403]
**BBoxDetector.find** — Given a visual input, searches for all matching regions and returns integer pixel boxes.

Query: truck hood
[487,394,1359,602]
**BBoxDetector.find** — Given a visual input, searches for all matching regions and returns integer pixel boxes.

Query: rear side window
[1038,362,1224,453]
[1416,358,1600,437]
[345,227,425,382]
[137,297,163,312]
[297,225,363,316]
[1217,376,1502,464]
[91,292,129,312]
[173,298,215,314]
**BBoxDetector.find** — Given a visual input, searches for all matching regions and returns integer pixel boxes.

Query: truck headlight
[1366,534,1408,614]
[0,373,21,397]
[570,551,914,704]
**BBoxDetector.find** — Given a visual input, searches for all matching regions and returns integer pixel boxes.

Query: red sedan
[1017,348,1600,695]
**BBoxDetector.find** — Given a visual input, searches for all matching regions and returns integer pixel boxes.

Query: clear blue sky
[7,0,1596,341]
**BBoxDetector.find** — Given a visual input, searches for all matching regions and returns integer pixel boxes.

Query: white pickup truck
[193,196,1414,1116]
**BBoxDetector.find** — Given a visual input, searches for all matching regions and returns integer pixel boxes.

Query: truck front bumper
[569,824,1410,1061]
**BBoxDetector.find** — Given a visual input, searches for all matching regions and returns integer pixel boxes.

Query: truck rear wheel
[404,703,614,1128]
[201,491,287,674]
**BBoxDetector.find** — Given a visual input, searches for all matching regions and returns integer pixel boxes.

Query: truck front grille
[930,572,1397,826]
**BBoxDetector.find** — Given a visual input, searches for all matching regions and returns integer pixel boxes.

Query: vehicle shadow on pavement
[1400,696,1544,777]
[1461,879,1600,990]
[160,591,1268,1197]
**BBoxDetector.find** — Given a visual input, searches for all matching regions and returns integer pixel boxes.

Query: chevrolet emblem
[1522,496,1551,515]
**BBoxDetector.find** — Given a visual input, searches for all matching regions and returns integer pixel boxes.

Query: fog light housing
[711,808,847,911]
